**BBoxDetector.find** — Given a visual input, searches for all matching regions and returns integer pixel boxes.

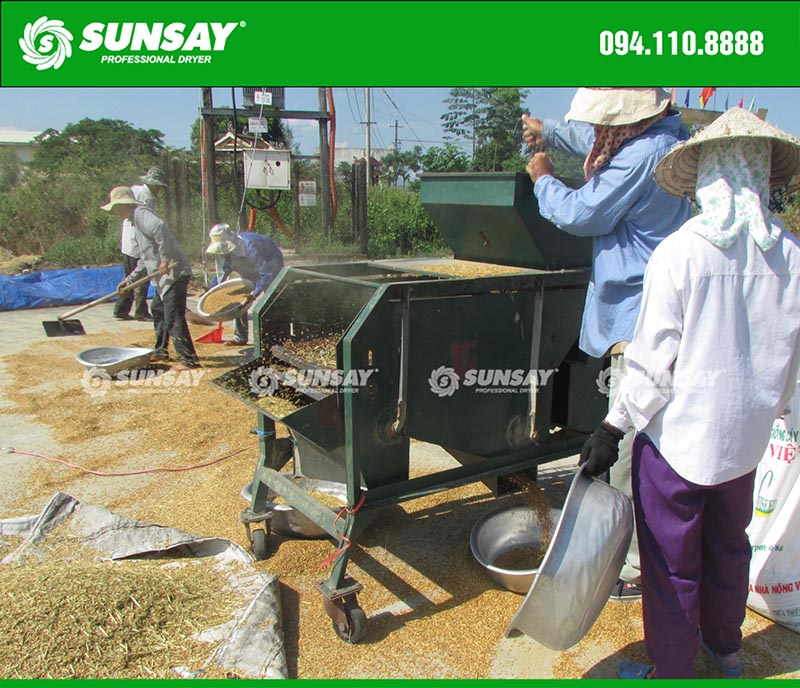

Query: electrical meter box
[243,149,292,190]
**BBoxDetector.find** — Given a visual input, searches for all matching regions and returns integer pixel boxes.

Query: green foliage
[471,88,530,172]
[548,149,587,183]
[441,87,530,172]
[441,88,481,158]
[43,233,121,267]
[780,190,800,238]
[380,146,422,186]
[419,144,469,173]
[32,119,164,173]
[0,150,21,192]
[366,186,447,258]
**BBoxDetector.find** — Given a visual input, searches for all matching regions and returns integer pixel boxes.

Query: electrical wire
[1,444,256,477]
[318,490,366,569]
[381,87,425,146]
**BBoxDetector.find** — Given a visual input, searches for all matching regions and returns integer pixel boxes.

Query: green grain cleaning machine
[211,172,607,642]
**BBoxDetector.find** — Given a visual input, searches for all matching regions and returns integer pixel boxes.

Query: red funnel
[195,322,223,343]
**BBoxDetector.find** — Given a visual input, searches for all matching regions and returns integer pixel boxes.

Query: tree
[32,119,165,172]
[441,87,481,159]
[381,146,422,186]
[440,88,530,172]
[419,143,469,173]
[472,88,530,172]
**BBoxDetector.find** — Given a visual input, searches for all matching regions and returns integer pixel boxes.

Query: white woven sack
[746,381,800,632]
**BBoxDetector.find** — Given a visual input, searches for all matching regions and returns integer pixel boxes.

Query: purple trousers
[632,434,756,679]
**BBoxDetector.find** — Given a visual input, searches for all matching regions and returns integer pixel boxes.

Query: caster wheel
[252,528,269,560]
[332,601,367,643]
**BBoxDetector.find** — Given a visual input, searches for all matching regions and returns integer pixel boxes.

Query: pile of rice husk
[0,536,242,679]
[411,259,531,279]
[3,325,799,679]
[199,282,251,317]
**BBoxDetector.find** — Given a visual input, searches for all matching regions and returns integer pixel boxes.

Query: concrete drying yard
[1,302,798,679]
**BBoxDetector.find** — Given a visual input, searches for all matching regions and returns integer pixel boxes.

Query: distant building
[321,147,392,166]
[214,131,276,155]
[0,129,43,162]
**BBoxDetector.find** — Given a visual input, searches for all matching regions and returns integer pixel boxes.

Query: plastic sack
[746,381,800,632]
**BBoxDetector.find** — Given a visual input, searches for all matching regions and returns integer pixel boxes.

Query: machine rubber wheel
[251,528,269,560]
[332,602,367,643]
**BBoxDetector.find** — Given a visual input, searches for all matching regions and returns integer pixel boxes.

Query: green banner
[1,1,799,86]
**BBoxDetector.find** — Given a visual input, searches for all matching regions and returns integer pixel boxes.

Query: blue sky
[0,87,798,155]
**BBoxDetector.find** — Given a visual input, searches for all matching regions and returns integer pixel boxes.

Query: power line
[380,87,424,146]
[344,88,361,134]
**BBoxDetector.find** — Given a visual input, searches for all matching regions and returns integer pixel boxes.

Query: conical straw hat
[654,107,800,199]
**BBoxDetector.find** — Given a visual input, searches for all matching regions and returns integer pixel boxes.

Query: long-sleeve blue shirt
[534,113,691,358]
[217,232,284,296]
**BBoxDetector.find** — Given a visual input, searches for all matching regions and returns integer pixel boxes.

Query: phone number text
[599,30,764,57]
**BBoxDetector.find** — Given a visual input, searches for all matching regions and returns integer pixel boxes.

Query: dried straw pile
[1,540,239,679]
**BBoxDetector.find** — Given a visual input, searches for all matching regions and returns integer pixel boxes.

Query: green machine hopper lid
[420,172,592,271]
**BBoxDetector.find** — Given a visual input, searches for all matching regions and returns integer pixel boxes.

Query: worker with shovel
[113,167,168,322]
[101,186,200,370]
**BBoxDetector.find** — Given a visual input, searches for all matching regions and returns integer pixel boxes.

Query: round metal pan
[504,465,634,650]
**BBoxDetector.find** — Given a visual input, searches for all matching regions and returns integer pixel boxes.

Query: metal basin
[197,278,254,322]
[504,465,634,650]
[76,347,154,377]
[241,476,347,539]
[471,506,562,594]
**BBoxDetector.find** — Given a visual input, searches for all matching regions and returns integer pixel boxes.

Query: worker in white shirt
[579,108,800,679]
[113,167,168,321]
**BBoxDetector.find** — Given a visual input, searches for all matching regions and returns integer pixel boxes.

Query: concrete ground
[1,302,798,679]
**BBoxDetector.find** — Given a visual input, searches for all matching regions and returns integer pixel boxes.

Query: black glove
[579,422,625,477]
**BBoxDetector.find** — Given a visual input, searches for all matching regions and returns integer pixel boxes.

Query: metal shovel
[42,272,156,337]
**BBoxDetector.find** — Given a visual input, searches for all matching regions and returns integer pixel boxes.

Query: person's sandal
[617,661,655,679]
[701,639,743,678]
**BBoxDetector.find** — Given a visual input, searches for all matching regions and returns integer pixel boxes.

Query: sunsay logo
[19,16,242,70]
[19,17,74,71]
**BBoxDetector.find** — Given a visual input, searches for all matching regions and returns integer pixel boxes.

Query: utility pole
[389,119,403,153]
[317,87,331,238]
[365,87,372,188]
[201,87,218,224]
[389,119,404,186]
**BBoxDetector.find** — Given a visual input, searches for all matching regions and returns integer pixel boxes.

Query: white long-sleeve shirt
[606,228,800,486]
[120,184,155,257]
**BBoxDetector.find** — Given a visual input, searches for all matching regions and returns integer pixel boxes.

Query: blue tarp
[0,265,130,312]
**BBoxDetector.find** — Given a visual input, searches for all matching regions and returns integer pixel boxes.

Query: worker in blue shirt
[206,223,285,346]
[523,88,692,602]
